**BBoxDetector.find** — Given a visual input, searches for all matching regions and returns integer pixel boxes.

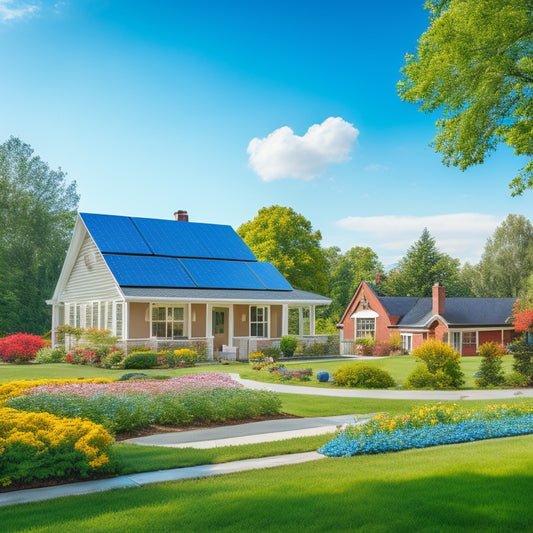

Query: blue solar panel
[132,218,256,260]
[81,213,152,255]
[180,259,265,289]
[247,262,293,291]
[103,255,196,287]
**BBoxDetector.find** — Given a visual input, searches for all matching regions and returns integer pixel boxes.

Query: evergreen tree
[380,228,463,297]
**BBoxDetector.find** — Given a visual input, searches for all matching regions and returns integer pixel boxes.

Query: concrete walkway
[230,374,533,400]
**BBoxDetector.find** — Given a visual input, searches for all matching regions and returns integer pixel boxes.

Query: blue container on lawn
[317,371,330,383]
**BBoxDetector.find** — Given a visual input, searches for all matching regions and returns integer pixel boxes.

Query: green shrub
[262,346,282,361]
[280,336,298,357]
[404,365,436,389]
[302,343,329,357]
[333,364,395,389]
[504,371,531,388]
[475,342,506,388]
[509,338,533,385]
[388,333,403,351]
[117,372,150,381]
[157,348,201,368]
[123,351,159,369]
[101,349,125,368]
[35,346,66,364]
[408,340,464,389]
[356,336,377,347]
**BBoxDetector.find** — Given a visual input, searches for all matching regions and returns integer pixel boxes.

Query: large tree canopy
[474,214,533,297]
[237,205,328,295]
[0,137,79,335]
[399,0,533,195]
[380,228,466,297]
[326,246,383,320]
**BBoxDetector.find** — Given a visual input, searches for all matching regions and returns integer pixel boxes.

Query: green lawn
[0,354,516,389]
[3,435,532,532]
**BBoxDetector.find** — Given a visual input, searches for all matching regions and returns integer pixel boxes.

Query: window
[356,318,375,339]
[92,302,99,328]
[452,332,462,352]
[250,306,268,337]
[151,305,184,338]
[463,332,476,345]
[401,334,412,352]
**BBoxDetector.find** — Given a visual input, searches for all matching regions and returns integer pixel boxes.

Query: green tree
[399,0,533,195]
[380,228,464,297]
[327,246,383,320]
[237,205,328,295]
[475,214,533,297]
[0,137,79,335]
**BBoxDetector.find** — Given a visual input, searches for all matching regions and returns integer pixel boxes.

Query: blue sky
[1,0,531,267]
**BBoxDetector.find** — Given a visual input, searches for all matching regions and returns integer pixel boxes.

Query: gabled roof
[396,297,516,328]
[79,213,293,292]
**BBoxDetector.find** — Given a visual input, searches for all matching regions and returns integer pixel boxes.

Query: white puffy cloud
[247,117,359,181]
[0,0,39,21]
[335,213,503,264]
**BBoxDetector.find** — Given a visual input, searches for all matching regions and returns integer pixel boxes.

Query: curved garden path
[230,374,533,401]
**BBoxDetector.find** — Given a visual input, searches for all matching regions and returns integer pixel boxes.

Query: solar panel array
[81,213,292,291]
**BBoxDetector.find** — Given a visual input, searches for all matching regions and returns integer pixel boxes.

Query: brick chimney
[174,210,189,222]
[432,283,445,316]
[375,272,381,285]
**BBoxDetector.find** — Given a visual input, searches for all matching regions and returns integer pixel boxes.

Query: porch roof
[121,287,331,305]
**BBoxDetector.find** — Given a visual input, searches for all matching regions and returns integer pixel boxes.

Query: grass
[0,354,516,389]
[114,433,334,474]
[3,435,532,532]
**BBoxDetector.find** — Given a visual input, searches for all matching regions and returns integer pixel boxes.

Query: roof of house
[395,297,516,327]
[79,213,319,296]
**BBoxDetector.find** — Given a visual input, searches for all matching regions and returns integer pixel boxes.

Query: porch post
[298,307,304,336]
[309,305,315,336]
[228,304,234,347]
[206,303,212,337]
[51,304,60,349]
[186,303,192,338]
[281,304,289,336]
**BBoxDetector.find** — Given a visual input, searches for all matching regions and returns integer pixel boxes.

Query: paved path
[230,374,533,400]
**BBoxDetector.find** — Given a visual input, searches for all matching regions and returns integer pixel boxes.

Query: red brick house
[338,281,516,356]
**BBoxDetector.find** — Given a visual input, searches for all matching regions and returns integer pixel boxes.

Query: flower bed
[7,373,281,434]
[319,403,533,457]
[0,407,114,487]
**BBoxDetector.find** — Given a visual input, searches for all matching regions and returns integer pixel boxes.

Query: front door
[452,332,462,353]
[212,307,229,352]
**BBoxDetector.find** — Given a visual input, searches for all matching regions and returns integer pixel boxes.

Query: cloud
[335,213,503,264]
[247,117,359,181]
[0,0,39,21]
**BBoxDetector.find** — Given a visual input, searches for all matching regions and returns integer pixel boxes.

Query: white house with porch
[48,211,331,359]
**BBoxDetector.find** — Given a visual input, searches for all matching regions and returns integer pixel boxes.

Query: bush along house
[338,280,516,355]
[48,211,332,359]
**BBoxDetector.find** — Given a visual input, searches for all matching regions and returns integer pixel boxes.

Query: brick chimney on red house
[432,283,445,316]
[174,210,189,222]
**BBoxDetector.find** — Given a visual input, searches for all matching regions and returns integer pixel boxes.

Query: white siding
[60,236,122,303]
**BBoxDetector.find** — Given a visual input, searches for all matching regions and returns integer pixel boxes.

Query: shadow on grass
[3,440,533,533]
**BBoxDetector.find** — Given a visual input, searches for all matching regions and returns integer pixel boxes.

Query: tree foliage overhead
[237,205,328,295]
[0,137,79,335]
[379,228,466,297]
[399,0,533,195]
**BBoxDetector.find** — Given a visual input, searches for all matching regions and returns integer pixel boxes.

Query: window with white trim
[463,331,476,345]
[356,318,375,339]
[401,334,412,352]
[151,304,184,338]
[250,306,268,337]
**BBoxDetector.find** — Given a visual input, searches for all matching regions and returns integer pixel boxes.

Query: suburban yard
[2,356,532,531]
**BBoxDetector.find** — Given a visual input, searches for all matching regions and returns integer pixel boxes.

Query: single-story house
[338,280,516,355]
[48,211,331,359]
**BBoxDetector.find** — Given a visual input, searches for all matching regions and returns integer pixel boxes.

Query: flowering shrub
[0,333,45,363]
[513,308,533,332]
[66,347,98,366]
[7,373,281,433]
[157,348,202,368]
[0,407,114,487]
[405,340,464,389]
[319,403,533,457]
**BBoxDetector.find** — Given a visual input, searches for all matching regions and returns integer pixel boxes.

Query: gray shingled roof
[394,297,516,327]
[121,287,331,304]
